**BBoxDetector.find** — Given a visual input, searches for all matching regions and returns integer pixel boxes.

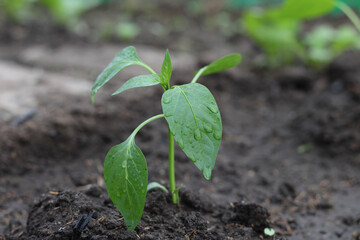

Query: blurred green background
[1,0,359,68]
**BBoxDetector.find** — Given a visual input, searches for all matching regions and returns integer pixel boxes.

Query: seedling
[91,46,241,229]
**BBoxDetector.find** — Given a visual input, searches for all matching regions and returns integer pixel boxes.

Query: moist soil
[1,48,359,239]
[1,2,360,239]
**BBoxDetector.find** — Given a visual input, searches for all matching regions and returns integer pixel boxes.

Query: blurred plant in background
[39,0,111,27]
[305,25,360,67]
[0,0,111,27]
[242,8,303,67]
[0,0,34,22]
[239,0,360,68]
[1,0,359,68]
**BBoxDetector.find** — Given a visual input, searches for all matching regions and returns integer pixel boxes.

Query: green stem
[141,63,157,75]
[191,67,207,83]
[131,114,164,138]
[336,1,360,33]
[168,127,179,204]
[141,63,167,91]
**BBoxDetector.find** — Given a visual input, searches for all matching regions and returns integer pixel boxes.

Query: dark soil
[21,187,276,240]
[1,2,360,239]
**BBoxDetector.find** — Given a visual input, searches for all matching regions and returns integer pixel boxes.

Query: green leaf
[91,46,147,102]
[264,228,275,236]
[197,54,242,76]
[160,49,172,86]
[281,0,335,20]
[147,182,169,193]
[112,74,161,95]
[242,8,304,67]
[161,83,222,180]
[104,136,148,230]
[40,0,105,25]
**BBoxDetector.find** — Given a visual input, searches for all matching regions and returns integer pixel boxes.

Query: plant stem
[131,114,164,138]
[336,1,360,33]
[168,127,179,204]
[191,67,207,83]
[141,63,157,75]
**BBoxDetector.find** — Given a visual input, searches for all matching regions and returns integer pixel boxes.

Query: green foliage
[39,0,108,26]
[0,0,110,26]
[147,182,169,193]
[297,143,313,154]
[264,228,276,236]
[162,83,222,180]
[112,74,162,95]
[115,22,141,41]
[197,54,242,76]
[104,136,148,230]
[91,46,154,102]
[280,0,335,20]
[242,0,360,68]
[0,0,33,22]
[92,46,242,229]
[160,50,172,87]
[242,8,303,67]
[305,24,360,67]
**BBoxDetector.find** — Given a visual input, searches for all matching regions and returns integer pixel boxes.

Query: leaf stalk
[336,1,360,33]
[131,114,165,138]
[191,67,207,83]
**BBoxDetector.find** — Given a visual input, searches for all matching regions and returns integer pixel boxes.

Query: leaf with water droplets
[104,136,148,230]
[161,83,222,179]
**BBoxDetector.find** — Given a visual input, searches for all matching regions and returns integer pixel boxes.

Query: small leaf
[104,136,148,230]
[297,143,313,154]
[147,182,169,193]
[264,228,275,236]
[172,185,182,195]
[160,49,172,86]
[196,54,242,76]
[162,83,222,180]
[281,0,335,20]
[112,74,161,95]
[91,46,147,102]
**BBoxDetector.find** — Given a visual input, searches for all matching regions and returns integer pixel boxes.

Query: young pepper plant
[91,46,241,230]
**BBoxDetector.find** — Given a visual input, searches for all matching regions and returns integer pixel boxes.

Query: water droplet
[122,161,126,168]
[204,123,213,133]
[177,139,184,149]
[213,132,222,140]
[194,129,202,140]
[207,105,218,113]
[162,96,172,104]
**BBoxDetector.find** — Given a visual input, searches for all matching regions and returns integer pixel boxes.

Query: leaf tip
[203,169,212,180]
[111,90,120,96]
